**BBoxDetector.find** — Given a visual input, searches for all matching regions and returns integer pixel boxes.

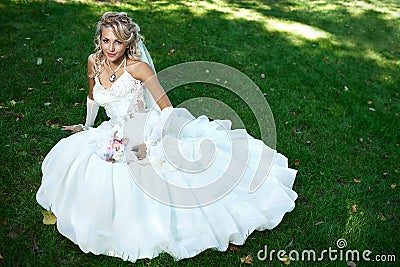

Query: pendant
[110,73,116,82]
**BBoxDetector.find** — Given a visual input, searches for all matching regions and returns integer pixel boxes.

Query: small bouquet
[103,131,129,163]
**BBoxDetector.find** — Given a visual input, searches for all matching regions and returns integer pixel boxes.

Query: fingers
[131,143,147,159]
[62,125,83,133]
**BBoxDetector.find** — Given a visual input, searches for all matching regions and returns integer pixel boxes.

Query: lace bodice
[93,70,146,128]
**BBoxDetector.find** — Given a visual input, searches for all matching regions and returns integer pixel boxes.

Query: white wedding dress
[36,63,298,262]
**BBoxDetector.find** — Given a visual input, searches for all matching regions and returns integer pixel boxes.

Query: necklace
[106,57,125,82]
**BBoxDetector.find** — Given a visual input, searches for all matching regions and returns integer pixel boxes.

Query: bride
[36,11,298,262]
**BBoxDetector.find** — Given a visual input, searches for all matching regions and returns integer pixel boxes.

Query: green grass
[1,0,399,266]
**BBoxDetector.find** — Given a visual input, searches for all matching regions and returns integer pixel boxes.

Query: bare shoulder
[87,53,96,66]
[126,59,154,82]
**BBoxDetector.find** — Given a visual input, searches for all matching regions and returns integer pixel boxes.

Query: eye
[102,38,109,43]
[115,40,122,45]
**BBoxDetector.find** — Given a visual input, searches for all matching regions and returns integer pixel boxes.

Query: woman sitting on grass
[36,11,298,263]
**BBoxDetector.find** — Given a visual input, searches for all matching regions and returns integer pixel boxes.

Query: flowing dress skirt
[36,108,297,262]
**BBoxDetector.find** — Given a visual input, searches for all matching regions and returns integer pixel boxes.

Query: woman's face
[100,27,127,63]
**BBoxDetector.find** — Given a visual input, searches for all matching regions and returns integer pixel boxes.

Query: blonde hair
[89,11,143,78]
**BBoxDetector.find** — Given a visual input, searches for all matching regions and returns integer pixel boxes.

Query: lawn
[0,0,399,266]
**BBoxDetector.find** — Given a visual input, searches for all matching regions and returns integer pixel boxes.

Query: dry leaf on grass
[240,254,253,264]
[280,254,291,265]
[352,204,357,213]
[377,213,386,221]
[228,244,241,252]
[32,240,40,252]
[42,210,57,225]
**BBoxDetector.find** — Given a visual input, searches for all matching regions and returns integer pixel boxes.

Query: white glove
[62,97,99,133]
[148,106,173,144]
[84,96,99,129]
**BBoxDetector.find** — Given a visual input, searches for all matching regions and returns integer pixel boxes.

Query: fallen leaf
[10,100,17,106]
[368,107,376,111]
[347,260,356,267]
[42,210,57,225]
[354,178,361,183]
[294,159,300,166]
[45,120,56,126]
[8,232,18,239]
[1,220,7,226]
[240,254,253,264]
[228,244,241,252]
[314,221,324,226]
[36,57,42,65]
[260,73,265,79]
[32,240,40,252]
[352,204,357,213]
[280,254,291,265]
[42,81,51,85]
[27,87,35,91]
[377,213,386,221]
[15,112,24,121]
[367,100,373,105]
[0,254,3,263]
[168,48,175,55]
[391,183,396,189]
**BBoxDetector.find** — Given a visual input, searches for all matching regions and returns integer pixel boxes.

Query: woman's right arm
[62,54,99,132]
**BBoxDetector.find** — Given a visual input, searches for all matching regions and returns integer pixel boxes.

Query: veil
[137,41,162,139]
[138,41,161,113]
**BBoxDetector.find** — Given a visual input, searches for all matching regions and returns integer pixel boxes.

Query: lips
[107,53,116,58]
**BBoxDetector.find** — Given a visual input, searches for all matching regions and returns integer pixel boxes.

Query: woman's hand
[132,143,147,160]
[62,124,84,133]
